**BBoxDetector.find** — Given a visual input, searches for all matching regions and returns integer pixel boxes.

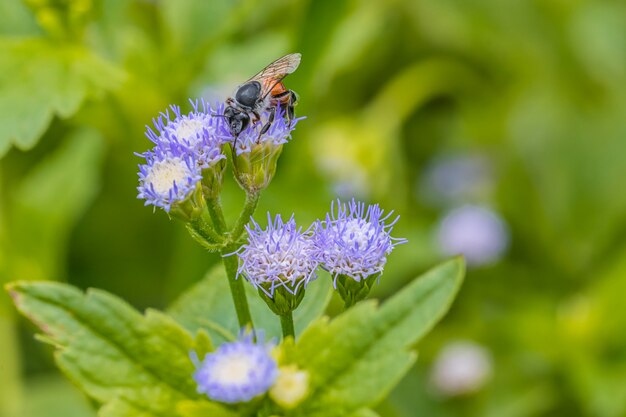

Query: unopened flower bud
[269,366,310,409]
[230,106,303,193]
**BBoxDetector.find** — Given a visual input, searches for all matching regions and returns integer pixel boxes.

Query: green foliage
[7,258,463,417]
[5,281,227,417]
[168,265,333,343]
[2,0,626,416]
[5,128,105,282]
[0,39,121,156]
[282,258,464,417]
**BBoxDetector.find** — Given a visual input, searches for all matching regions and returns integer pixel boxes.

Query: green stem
[188,212,223,244]
[206,195,228,234]
[205,195,254,328]
[230,191,260,242]
[221,247,253,328]
[279,312,295,339]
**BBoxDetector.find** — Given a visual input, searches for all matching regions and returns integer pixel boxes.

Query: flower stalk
[279,313,295,339]
[221,244,253,328]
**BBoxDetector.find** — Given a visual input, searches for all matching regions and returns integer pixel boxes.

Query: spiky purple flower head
[136,146,202,212]
[145,99,228,169]
[236,213,318,298]
[192,333,278,404]
[230,105,305,156]
[313,199,407,284]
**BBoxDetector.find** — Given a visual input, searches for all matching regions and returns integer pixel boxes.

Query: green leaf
[168,265,334,343]
[176,400,238,417]
[5,281,227,417]
[0,38,122,156]
[288,258,465,417]
[348,409,380,417]
[0,0,39,36]
[22,374,95,417]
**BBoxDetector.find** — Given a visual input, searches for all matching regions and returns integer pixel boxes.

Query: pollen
[340,219,376,251]
[144,158,190,195]
[170,118,206,145]
[211,353,257,385]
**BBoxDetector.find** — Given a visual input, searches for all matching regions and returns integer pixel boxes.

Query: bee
[223,53,301,138]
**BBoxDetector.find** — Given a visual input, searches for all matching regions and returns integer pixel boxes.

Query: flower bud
[233,141,283,193]
[269,366,310,409]
[230,106,303,193]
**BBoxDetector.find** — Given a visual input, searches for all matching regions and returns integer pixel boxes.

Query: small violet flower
[314,199,406,284]
[136,148,202,213]
[230,105,304,156]
[192,333,278,404]
[430,340,493,397]
[313,199,406,307]
[436,205,509,267]
[236,214,318,312]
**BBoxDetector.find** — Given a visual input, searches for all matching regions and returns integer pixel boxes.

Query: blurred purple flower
[436,205,509,266]
[421,154,495,206]
[192,333,278,403]
[430,340,493,397]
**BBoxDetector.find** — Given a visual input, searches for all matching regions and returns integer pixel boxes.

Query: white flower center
[171,118,205,144]
[145,158,189,195]
[212,353,255,385]
[339,219,375,250]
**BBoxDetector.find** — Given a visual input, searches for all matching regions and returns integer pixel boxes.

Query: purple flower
[436,205,509,266]
[230,105,304,156]
[430,340,493,397]
[313,199,406,284]
[136,148,202,212]
[192,334,278,404]
[420,153,495,207]
[236,213,318,298]
[145,99,228,169]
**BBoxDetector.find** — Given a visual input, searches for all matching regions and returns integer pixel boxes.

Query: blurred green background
[1,0,626,416]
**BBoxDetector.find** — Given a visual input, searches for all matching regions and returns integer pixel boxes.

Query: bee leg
[251,110,261,125]
[259,106,276,137]
[287,91,298,124]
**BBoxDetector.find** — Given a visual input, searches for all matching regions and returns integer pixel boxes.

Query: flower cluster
[136,99,227,214]
[136,99,301,213]
[236,199,405,309]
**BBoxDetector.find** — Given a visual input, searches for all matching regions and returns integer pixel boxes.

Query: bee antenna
[211,113,228,119]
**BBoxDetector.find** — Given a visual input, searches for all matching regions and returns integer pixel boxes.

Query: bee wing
[246,53,301,100]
